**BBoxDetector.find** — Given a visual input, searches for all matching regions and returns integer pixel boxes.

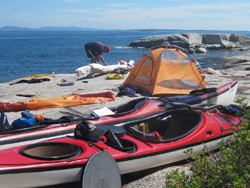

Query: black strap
[88,140,104,151]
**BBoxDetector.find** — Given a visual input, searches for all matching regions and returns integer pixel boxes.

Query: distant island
[0,26,105,31]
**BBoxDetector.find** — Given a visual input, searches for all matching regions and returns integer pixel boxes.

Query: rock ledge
[129,33,250,54]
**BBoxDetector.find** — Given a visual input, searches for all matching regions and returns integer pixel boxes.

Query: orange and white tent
[124,48,206,96]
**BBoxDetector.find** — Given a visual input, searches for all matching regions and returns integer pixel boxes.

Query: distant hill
[0,26,33,31]
[36,26,104,31]
[0,26,105,31]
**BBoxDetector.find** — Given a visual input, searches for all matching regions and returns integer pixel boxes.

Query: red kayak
[0,80,238,150]
[0,103,244,188]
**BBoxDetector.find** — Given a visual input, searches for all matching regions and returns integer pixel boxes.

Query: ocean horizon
[1,29,250,83]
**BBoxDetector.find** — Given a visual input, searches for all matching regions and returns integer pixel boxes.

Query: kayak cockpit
[122,110,202,143]
[110,97,149,114]
[19,142,82,160]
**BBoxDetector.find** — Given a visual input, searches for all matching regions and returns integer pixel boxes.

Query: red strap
[100,136,107,142]
[152,131,163,140]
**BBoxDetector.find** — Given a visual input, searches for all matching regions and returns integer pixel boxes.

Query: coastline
[1,52,250,187]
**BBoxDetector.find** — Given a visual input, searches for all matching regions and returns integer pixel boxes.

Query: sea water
[0,29,250,83]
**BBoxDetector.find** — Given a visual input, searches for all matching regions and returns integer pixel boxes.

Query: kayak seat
[123,110,201,142]
[123,118,168,142]
[162,111,201,140]
[110,98,149,115]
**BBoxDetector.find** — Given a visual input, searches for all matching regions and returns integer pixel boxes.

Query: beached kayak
[0,80,239,150]
[0,103,244,188]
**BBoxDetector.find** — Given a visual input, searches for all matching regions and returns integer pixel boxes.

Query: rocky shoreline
[196,52,250,69]
[129,33,250,54]
[1,52,250,188]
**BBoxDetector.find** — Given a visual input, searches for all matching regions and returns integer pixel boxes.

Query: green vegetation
[166,98,250,188]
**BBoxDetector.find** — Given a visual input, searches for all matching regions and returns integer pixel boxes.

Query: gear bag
[0,111,11,131]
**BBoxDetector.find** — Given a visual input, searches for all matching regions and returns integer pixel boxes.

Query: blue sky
[1,0,250,30]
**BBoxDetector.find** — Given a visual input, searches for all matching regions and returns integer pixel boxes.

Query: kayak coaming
[0,80,239,150]
[0,107,242,188]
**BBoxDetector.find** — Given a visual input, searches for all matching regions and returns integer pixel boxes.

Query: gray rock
[168,34,188,42]
[188,48,195,54]
[205,44,221,50]
[195,47,207,53]
[128,33,250,53]
[129,35,170,48]
[230,34,248,42]
[168,34,189,48]
[170,40,187,48]
[221,34,231,41]
[204,34,222,44]
[221,40,235,49]
[181,33,203,44]
[238,46,250,51]
[240,40,250,45]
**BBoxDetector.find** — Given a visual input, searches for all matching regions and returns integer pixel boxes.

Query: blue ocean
[1,29,250,83]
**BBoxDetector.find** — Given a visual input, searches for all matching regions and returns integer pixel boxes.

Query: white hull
[201,82,238,106]
[0,167,82,188]
[118,135,232,174]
